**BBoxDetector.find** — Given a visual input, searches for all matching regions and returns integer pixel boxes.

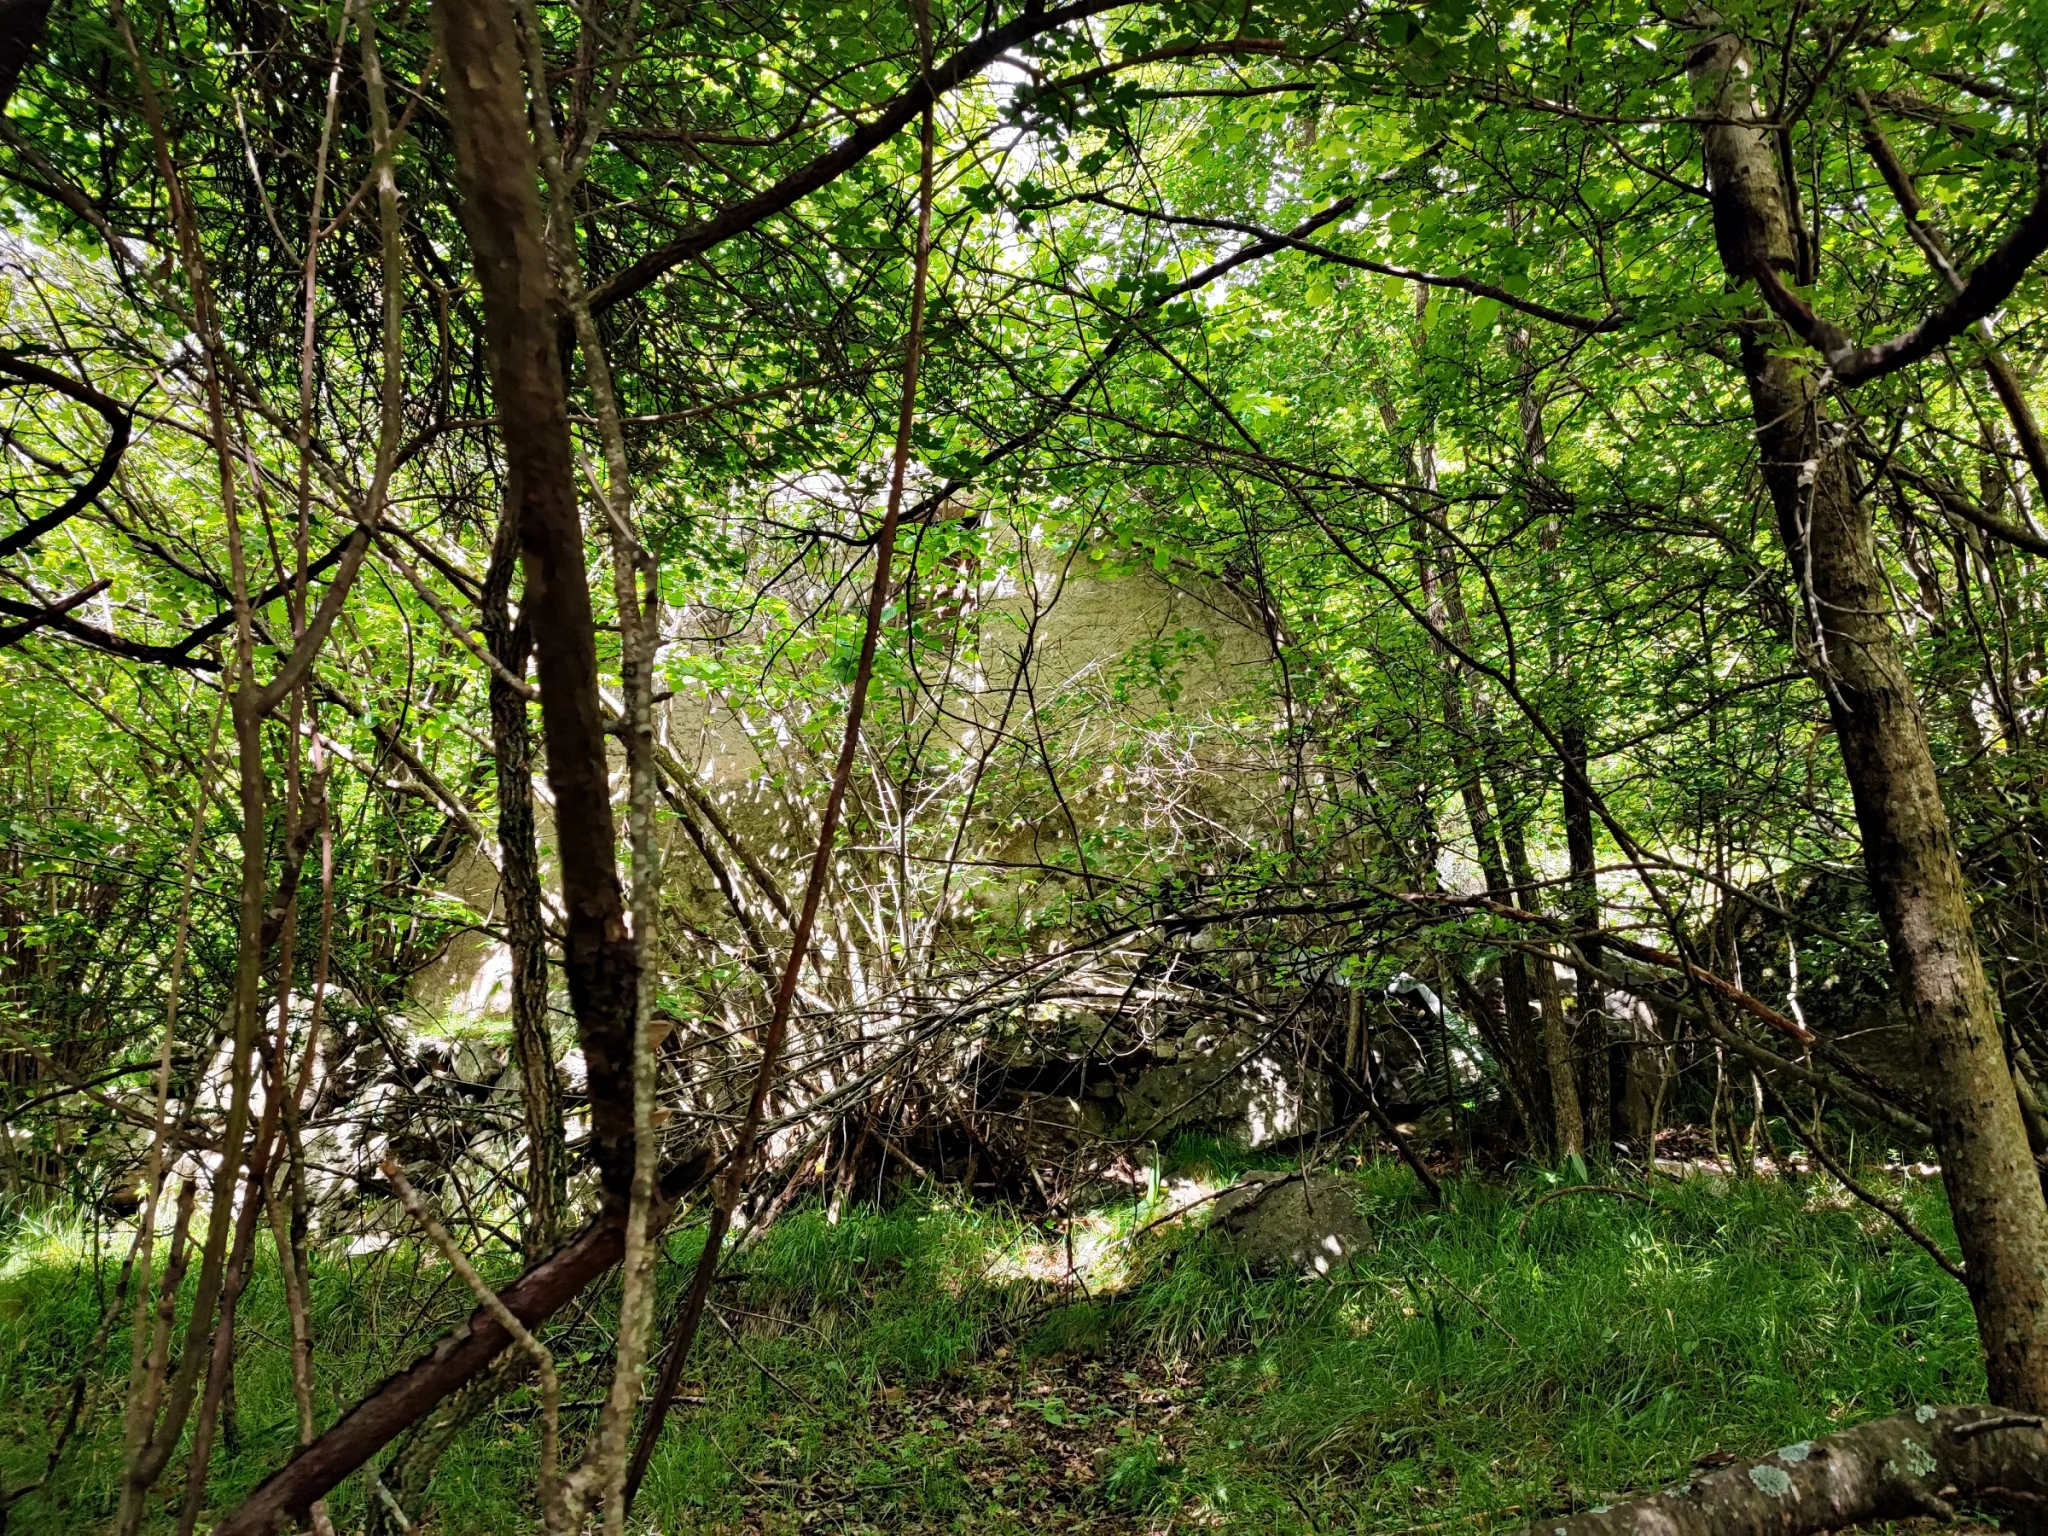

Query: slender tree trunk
[1513,304,1605,1160]
[1418,524,1550,1138]
[438,0,638,1203]
[481,520,564,1258]
[360,524,571,1536]
[1501,808,1584,1161]
[1691,22,2048,1409]
[1560,716,1609,1154]
[1408,330,1553,1136]
[117,683,267,1536]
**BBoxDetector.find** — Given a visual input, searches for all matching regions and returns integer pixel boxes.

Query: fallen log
[211,1147,713,1536]
[1536,1404,2047,1536]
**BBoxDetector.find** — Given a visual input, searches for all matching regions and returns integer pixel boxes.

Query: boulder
[1119,1033,1331,1148]
[1209,1171,1369,1276]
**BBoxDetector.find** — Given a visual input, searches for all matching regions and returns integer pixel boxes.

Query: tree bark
[1500,797,1584,1161]
[0,0,49,114]
[437,0,638,1203]
[480,519,564,1259]
[1534,1404,2048,1536]
[1531,940,1584,1161]
[1690,23,2048,1410]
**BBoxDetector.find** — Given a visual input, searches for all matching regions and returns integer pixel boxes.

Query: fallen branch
[210,1147,711,1536]
[384,1160,563,1527]
[1532,1404,2047,1536]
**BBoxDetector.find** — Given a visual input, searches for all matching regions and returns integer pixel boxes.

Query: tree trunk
[1419,525,1551,1143]
[481,519,564,1259]
[1561,716,1610,1154]
[1500,799,1584,1161]
[437,0,638,1204]
[1690,23,2048,1410]
[1531,941,1584,1161]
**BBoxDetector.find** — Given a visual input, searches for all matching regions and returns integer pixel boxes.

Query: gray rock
[1120,1034,1331,1149]
[1209,1172,1369,1276]
[452,1037,509,1086]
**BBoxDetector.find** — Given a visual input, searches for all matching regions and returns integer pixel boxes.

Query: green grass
[1166,1165,1976,1530]
[0,1155,1980,1533]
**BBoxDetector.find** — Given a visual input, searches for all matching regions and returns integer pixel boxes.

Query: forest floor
[0,1145,1984,1533]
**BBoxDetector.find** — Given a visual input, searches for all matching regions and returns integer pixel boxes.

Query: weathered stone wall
[410,557,1285,1033]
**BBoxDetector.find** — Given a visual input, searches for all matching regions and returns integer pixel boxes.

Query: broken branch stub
[1531,1405,2046,1536]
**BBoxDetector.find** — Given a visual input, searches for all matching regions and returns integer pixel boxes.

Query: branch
[1389,890,1814,1044]
[370,529,536,700]
[0,527,359,673]
[626,68,941,1509]
[653,739,792,921]
[1861,442,2048,559]
[584,0,1131,316]
[384,1162,564,1527]
[1033,38,1285,92]
[1758,1080,1965,1283]
[0,350,132,558]
[1855,88,2048,502]
[0,592,218,670]
[896,191,1374,527]
[251,528,373,716]
[0,577,109,647]
[1072,196,1627,333]
[1751,145,2048,385]
[169,530,361,657]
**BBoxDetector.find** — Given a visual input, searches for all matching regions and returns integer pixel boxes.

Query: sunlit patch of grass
[1187,1169,1978,1532]
[0,1206,99,1283]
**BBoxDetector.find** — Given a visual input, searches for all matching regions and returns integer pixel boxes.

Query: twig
[1956,1413,2045,1439]
[383,1160,564,1528]
[1759,1083,1966,1283]
[1125,1176,1278,1244]
[1402,1247,1520,1351]
[367,1468,419,1534]
[710,1305,817,1405]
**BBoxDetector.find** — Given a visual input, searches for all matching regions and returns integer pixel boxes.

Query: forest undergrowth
[0,1148,1978,1535]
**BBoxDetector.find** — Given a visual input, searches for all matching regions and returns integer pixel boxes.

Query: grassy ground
[0,1146,1979,1533]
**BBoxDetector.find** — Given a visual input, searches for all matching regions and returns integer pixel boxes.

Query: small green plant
[1103,1439,1185,1512]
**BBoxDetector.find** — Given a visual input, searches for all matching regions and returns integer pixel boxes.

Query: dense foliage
[0,0,2045,1529]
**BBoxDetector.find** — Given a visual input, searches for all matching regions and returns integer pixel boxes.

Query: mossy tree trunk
[1690,22,2048,1410]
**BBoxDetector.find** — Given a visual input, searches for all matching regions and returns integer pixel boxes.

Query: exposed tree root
[1537,1404,2047,1536]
